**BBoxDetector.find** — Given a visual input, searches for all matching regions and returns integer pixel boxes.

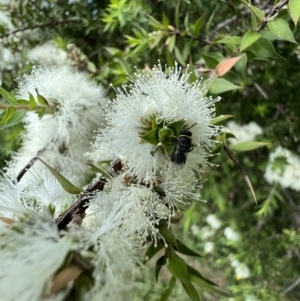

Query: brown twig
[16,147,47,182]
[257,0,289,32]
[55,159,123,230]
[0,18,79,39]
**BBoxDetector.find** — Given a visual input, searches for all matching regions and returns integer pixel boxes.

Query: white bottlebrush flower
[264,146,300,191]
[224,226,240,241]
[0,213,72,301]
[5,66,107,186]
[206,214,222,230]
[28,41,70,67]
[88,181,164,245]
[224,121,263,145]
[87,62,220,183]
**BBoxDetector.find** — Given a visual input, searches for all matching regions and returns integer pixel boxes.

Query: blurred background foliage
[1,0,300,300]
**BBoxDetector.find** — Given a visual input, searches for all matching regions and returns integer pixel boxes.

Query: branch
[55,159,123,230]
[16,146,47,182]
[0,18,79,39]
[257,0,289,32]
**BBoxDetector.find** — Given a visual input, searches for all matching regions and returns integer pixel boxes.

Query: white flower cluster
[264,146,300,191]
[0,62,221,301]
[5,66,107,186]
[224,121,263,145]
[28,41,70,67]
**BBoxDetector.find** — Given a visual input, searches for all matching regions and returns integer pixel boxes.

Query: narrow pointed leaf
[251,38,284,59]
[209,78,240,94]
[173,239,202,257]
[210,115,233,125]
[0,87,17,105]
[155,255,167,282]
[38,158,82,194]
[268,18,297,44]
[187,265,218,287]
[231,141,270,151]
[144,242,164,263]
[36,92,49,105]
[0,106,16,127]
[181,281,200,301]
[160,276,176,301]
[159,221,178,246]
[240,31,260,52]
[168,251,189,282]
[29,93,36,109]
[289,0,300,26]
[4,110,27,128]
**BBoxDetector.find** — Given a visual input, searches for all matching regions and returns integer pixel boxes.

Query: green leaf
[4,110,26,128]
[0,106,16,128]
[240,31,260,51]
[234,54,247,77]
[251,38,284,59]
[29,93,36,109]
[200,53,219,68]
[230,141,270,151]
[241,1,265,21]
[0,87,17,105]
[167,34,176,53]
[210,115,234,125]
[144,242,164,263]
[187,265,229,297]
[162,11,169,28]
[87,61,97,73]
[190,14,205,36]
[181,281,200,301]
[155,255,167,282]
[209,78,240,94]
[104,47,122,57]
[173,239,202,257]
[168,251,189,282]
[160,276,176,301]
[268,18,297,44]
[289,0,300,26]
[175,47,186,66]
[139,128,159,145]
[38,158,82,194]
[168,120,185,136]
[159,222,178,246]
[216,36,241,44]
[36,92,48,105]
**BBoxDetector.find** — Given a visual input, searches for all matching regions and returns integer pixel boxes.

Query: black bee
[171,123,197,164]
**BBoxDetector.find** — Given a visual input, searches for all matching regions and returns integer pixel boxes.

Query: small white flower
[191,224,200,236]
[204,241,214,253]
[224,226,240,241]
[87,62,220,183]
[5,66,107,185]
[200,226,215,239]
[206,214,222,230]
[264,146,300,191]
[28,41,70,67]
[230,259,250,279]
[224,121,263,145]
